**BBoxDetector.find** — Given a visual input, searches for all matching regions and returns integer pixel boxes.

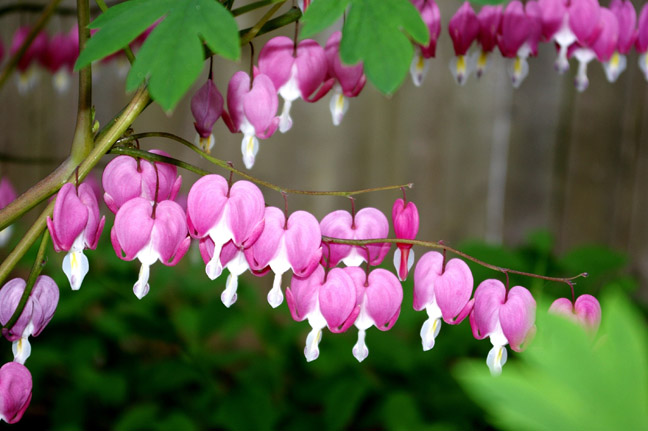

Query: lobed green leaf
[339,0,429,94]
[300,0,351,39]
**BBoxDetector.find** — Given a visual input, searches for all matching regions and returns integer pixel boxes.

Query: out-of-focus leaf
[301,0,428,94]
[114,403,160,431]
[77,0,239,111]
[324,378,369,430]
[559,245,627,287]
[454,292,648,431]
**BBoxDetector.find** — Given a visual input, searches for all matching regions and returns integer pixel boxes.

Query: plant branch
[239,1,287,46]
[232,0,286,17]
[115,132,413,196]
[238,7,301,45]
[2,232,50,331]
[322,237,589,284]
[70,0,94,163]
[0,0,64,93]
[109,147,211,176]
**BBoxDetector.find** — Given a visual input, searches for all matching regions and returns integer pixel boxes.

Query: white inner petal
[329,84,349,126]
[352,329,369,362]
[12,336,32,365]
[409,50,429,87]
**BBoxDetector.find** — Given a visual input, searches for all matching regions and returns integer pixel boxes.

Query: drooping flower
[102,150,182,214]
[538,0,574,73]
[470,279,536,376]
[191,77,224,153]
[474,5,502,78]
[0,276,59,364]
[199,239,252,308]
[111,197,191,299]
[448,2,480,85]
[604,0,636,82]
[410,0,442,86]
[0,362,32,424]
[498,0,538,87]
[47,182,105,290]
[245,207,322,308]
[320,207,390,268]
[345,266,403,362]
[568,0,603,91]
[0,177,17,247]
[43,31,78,93]
[391,198,419,281]
[10,27,48,94]
[324,31,366,125]
[549,294,601,333]
[636,3,648,80]
[286,265,358,361]
[224,71,280,169]
[258,36,333,133]
[186,175,265,290]
[413,251,473,350]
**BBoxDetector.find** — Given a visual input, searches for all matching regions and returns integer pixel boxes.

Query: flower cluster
[2,24,154,94]
[190,32,366,168]
[410,0,648,90]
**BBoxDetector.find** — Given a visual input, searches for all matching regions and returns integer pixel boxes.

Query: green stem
[115,132,412,196]
[2,232,50,331]
[109,147,211,176]
[239,1,287,46]
[0,1,114,16]
[322,236,588,284]
[232,0,285,17]
[94,0,136,64]
[71,0,94,163]
[0,0,64,93]
[0,87,150,282]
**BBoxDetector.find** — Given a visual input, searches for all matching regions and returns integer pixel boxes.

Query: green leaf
[75,0,174,70]
[454,293,648,431]
[302,0,428,94]
[300,0,351,38]
[77,0,239,111]
[340,0,428,94]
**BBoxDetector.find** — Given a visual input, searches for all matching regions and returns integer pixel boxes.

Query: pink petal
[320,210,354,267]
[498,1,531,58]
[478,5,502,53]
[470,279,506,340]
[592,8,620,61]
[29,275,59,337]
[286,210,322,278]
[227,180,265,247]
[434,258,474,324]
[226,71,250,131]
[319,267,357,332]
[0,362,32,424]
[353,207,390,266]
[500,285,536,351]
[448,2,480,55]
[412,251,443,311]
[243,74,279,138]
[186,174,229,238]
[257,36,295,90]
[245,206,285,271]
[286,265,324,322]
[575,294,602,332]
[49,183,89,252]
[0,279,33,341]
[111,197,155,260]
[392,198,419,243]
[151,200,188,264]
[295,39,328,99]
[365,268,403,331]
[191,78,224,138]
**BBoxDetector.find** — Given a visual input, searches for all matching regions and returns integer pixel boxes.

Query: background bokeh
[0,0,647,429]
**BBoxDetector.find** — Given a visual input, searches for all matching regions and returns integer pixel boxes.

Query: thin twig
[115,132,413,196]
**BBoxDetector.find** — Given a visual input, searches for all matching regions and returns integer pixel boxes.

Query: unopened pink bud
[549,294,601,332]
[0,362,32,424]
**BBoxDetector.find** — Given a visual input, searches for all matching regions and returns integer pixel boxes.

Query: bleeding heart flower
[391,198,419,281]
[320,207,390,268]
[0,362,32,424]
[225,71,280,169]
[325,31,366,125]
[258,36,333,133]
[186,175,265,289]
[474,5,502,77]
[410,0,442,86]
[111,197,190,299]
[10,27,48,94]
[413,251,473,351]
[286,265,358,361]
[191,77,224,153]
[102,150,182,214]
[638,3,648,80]
[603,0,636,82]
[549,294,601,333]
[47,182,105,290]
[43,31,78,93]
[470,279,536,375]
[448,2,480,85]
[346,266,403,362]
[245,207,322,308]
[0,276,59,364]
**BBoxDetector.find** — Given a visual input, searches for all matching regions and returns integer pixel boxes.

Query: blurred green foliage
[1,228,643,430]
